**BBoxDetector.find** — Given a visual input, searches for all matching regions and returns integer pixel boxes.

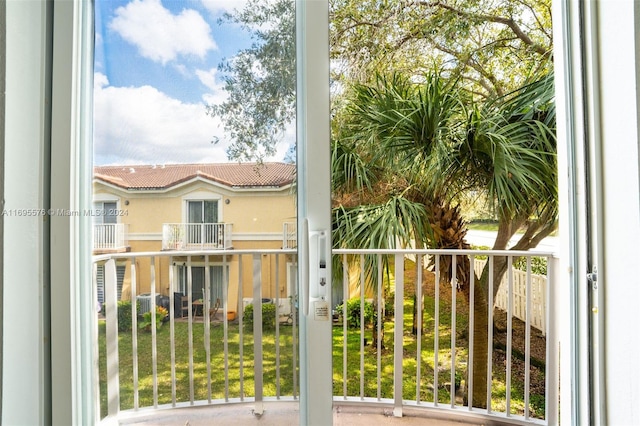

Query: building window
[186,200,220,246]
[95,263,125,305]
[178,264,226,304]
[94,201,118,225]
[187,200,218,224]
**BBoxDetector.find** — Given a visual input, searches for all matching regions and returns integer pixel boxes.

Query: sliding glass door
[92,0,331,424]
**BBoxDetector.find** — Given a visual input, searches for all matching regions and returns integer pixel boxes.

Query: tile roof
[94,162,296,190]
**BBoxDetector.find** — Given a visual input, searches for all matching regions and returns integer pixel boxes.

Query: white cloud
[93,71,292,165]
[274,120,296,160]
[199,0,250,15]
[195,67,220,92]
[110,0,217,65]
[94,72,109,89]
[173,63,189,77]
[195,67,230,106]
[94,72,230,165]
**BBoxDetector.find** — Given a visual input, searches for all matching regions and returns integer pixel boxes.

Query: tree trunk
[463,277,489,408]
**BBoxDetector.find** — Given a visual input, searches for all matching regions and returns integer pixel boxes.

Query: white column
[596,2,640,424]
[297,0,332,425]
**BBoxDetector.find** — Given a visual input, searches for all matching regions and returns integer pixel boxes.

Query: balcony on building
[93,223,130,254]
[162,223,233,250]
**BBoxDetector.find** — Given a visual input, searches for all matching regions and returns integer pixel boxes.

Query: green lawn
[98,320,298,417]
[332,296,467,404]
[99,294,545,419]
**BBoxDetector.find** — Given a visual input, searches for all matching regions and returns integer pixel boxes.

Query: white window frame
[4,1,94,425]
[295,1,332,424]
[9,0,640,425]
[553,1,640,425]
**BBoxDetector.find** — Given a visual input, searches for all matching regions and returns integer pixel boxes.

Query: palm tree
[331,70,556,408]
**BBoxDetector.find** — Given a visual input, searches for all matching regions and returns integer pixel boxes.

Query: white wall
[597,1,640,424]
[3,1,50,424]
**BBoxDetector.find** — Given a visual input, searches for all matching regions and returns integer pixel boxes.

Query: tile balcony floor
[117,402,495,426]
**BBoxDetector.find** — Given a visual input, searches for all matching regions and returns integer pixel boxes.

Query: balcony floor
[117,402,495,425]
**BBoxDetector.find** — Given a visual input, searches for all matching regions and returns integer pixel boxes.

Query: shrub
[336,298,374,329]
[139,305,169,332]
[102,300,140,332]
[471,245,548,275]
[243,303,276,330]
[513,256,547,275]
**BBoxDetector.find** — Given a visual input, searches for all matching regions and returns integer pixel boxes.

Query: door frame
[296,0,333,425]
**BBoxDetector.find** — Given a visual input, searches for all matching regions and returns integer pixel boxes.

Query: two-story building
[92,162,297,316]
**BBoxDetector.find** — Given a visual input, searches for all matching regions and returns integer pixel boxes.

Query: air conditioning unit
[136,293,161,314]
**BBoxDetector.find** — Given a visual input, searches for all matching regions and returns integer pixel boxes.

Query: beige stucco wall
[95,180,297,312]
[224,193,296,234]
[94,182,295,236]
[124,197,182,234]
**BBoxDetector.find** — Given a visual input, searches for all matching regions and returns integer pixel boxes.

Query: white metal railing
[96,248,558,425]
[97,249,298,423]
[93,223,128,250]
[475,259,547,334]
[162,223,233,250]
[332,249,558,425]
[283,221,297,249]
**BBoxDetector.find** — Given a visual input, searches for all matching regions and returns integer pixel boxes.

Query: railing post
[393,253,404,417]
[130,261,139,410]
[467,255,475,410]
[107,224,113,249]
[187,256,195,403]
[546,256,560,425]
[253,254,264,416]
[282,223,287,249]
[150,257,159,407]
[104,259,120,418]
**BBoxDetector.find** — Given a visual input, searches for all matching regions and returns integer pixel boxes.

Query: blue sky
[94,0,294,165]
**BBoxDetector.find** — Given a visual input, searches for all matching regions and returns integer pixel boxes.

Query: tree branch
[414,0,548,55]
[514,0,553,42]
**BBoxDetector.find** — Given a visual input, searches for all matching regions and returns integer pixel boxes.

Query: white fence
[474,258,547,333]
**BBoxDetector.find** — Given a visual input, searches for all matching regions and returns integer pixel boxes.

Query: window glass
[93,0,299,418]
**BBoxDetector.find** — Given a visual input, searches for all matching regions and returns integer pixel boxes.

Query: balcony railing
[95,248,558,425]
[162,223,233,250]
[283,221,297,249]
[93,223,128,251]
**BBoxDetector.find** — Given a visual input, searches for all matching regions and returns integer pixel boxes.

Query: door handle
[301,218,330,319]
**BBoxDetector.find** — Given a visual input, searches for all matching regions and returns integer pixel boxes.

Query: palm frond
[331,139,376,195]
